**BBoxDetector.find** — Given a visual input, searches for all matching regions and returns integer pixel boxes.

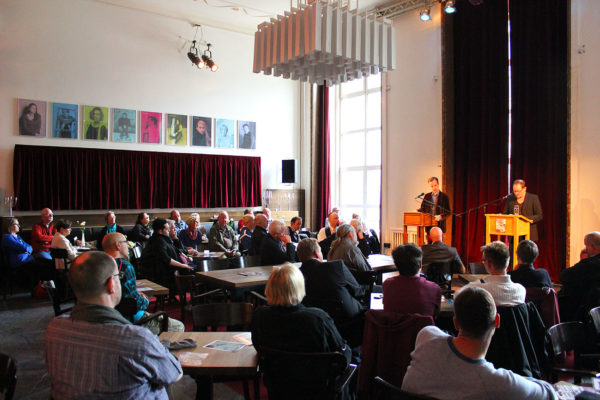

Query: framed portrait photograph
[51,102,78,139]
[18,99,46,137]
[191,116,212,147]
[112,108,136,143]
[166,113,187,146]
[237,120,256,149]
[140,111,162,144]
[83,105,109,141]
[215,118,235,149]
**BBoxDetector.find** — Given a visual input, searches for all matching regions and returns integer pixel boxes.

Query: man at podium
[418,177,451,233]
[503,179,543,241]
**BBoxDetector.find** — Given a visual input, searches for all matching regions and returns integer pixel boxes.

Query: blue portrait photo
[51,103,78,139]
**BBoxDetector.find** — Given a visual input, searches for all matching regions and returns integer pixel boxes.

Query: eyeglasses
[118,240,129,245]
[112,272,124,280]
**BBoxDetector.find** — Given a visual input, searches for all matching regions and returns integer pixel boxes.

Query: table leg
[195,376,213,400]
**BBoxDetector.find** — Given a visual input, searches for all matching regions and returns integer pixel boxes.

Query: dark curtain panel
[13,145,262,210]
[316,85,331,228]
[509,0,568,280]
[445,0,510,264]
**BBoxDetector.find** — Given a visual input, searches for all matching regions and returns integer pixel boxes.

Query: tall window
[332,74,382,234]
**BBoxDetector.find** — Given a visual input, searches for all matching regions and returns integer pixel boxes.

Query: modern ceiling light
[253,0,396,87]
[419,7,431,21]
[444,0,456,13]
[186,25,218,72]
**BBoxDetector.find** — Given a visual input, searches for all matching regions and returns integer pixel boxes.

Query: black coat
[503,192,543,241]
[260,235,296,266]
[95,224,125,251]
[250,226,268,256]
[418,191,451,232]
[508,264,553,288]
[421,241,464,273]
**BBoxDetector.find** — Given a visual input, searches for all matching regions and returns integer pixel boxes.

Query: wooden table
[160,331,258,400]
[136,279,168,311]
[367,254,396,284]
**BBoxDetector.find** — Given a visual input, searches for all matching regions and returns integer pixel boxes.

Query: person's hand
[281,234,291,244]
[140,292,148,299]
[434,215,442,222]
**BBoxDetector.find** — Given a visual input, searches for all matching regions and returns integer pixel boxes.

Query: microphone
[415,192,425,199]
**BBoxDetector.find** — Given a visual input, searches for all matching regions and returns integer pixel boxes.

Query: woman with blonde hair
[178,216,206,250]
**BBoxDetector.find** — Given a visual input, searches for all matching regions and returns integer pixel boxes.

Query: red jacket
[31,222,57,253]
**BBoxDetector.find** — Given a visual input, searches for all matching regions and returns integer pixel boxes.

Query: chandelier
[252,0,396,86]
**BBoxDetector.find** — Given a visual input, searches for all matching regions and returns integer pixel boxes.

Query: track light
[444,0,456,13]
[420,8,431,21]
[186,25,218,72]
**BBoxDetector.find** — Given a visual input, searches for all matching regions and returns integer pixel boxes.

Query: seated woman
[96,211,124,251]
[178,216,206,251]
[130,212,152,248]
[327,224,372,273]
[238,214,254,255]
[50,219,78,270]
[167,219,199,257]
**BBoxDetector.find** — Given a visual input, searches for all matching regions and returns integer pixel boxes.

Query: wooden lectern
[485,214,532,268]
[403,212,437,246]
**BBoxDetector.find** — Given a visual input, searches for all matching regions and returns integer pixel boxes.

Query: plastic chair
[257,345,357,400]
[373,376,440,400]
[547,321,600,383]
[0,353,17,400]
[173,270,223,324]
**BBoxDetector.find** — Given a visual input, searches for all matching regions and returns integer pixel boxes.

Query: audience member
[251,263,350,359]
[170,209,187,234]
[208,211,240,257]
[559,231,600,321]
[50,219,78,270]
[178,216,206,250]
[288,216,303,243]
[31,208,57,260]
[421,227,465,274]
[239,214,255,255]
[459,241,525,306]
[262,207,272,221]
[167,219,199,257]
[317,212,340,256]
[103,233,184,334]
[383,243,441,317]
[508,240,553,288]
[141,218,194,290]
[251,213,269,256]
[260,220,296,265]
[350,218,372,257]
[130,212,152,248]
[238,209,252,233]
[45,251,182,399]
[96,211,125,251]
[401,286,557,399]
[327,224,372,273]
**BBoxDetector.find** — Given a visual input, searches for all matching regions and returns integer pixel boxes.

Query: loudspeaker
[282,159,295,183]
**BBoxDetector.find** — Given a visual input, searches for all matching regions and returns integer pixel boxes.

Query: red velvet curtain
[509,0,568,280]
[13,144,262,210]
[446,0,510,264]
[316,85,331,228]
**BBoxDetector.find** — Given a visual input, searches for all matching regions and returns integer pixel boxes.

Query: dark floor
[0,290,245,400]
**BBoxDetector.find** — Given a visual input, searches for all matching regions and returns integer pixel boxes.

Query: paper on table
[238,271,260,276]
[178,352,208,367]
[204,340,245,352]
[137,287,153,292]
[233,333,252,346]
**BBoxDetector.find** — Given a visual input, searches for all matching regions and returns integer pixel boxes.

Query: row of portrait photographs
[17,99,257,149]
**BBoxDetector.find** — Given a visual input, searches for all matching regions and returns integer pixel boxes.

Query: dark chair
[369,229,381,254]
[241,254,261,268]
[173,270,223,324]
[373,376,440,400]
[257,345,357,400]
[0,247,17,300]
[191,302,256,400]
[115,297,170,333]
[547,321,600,383]
[49,248,71,271]
[41,280,73,316]
[589,306,600,334]
[525,287,561,329]
[244,290,267,308]
[352,270,378,304]
[0,353,17,400]
[422,262,451,296]
[469,262,487,274]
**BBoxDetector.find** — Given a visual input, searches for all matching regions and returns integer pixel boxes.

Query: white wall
[570,0,600,265]
[382,7,443,244]
[0,0,300,213]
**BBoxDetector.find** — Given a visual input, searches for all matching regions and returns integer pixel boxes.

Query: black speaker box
[282,159,295,183]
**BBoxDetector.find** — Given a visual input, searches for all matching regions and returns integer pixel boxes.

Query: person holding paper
[503,179,543,241]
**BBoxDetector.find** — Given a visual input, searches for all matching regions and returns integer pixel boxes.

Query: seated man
[383,243,441,317]
[170,209,187,234]
[45,251,182,399]
[459,241,525,307]
[401,286,557,399]
[260,220,296,265]
[251,213,269,256]
[508,240,553,288]
[317,212,340,257]
[288,216,303,243]
[327,224,371,274]
[350,218,372,257]
[31,208,57,260]
[103,232,184,334]
[208,211,240,257]
[262,207,272,221]
[421,227,465,274]
[141,218,194,290]
[96,211,125,251]
[298,238,365,322]
[239,214,255,255]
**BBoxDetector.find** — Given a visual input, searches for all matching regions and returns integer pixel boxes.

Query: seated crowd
[4,206,597,399]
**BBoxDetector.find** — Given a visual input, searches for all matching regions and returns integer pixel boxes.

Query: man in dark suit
[508,240,553,288]
[250,213,269,256]
[288,216,302,243]
[418,177,451,233]
[503,179,543,241]
[421,227,465,274]
[260,220,296,265]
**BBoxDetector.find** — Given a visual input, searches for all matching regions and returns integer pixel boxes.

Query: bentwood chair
[547,321,600,383]
[173,270,223,324]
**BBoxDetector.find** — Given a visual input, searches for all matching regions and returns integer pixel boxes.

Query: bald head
[69,251,120,304]
[41,208,53,225]
[255,214,269,229]
[103,232,129,259]
[584,231,600,257]
[328,212,339,227]
[268,220,286,240]
[218,211,229,228]
[262,208,272,220]
[430,227,443,242]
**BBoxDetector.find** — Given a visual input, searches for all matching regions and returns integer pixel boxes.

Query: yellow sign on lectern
[485,214,532,268]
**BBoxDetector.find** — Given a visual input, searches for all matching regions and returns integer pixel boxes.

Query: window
[331,74,382,234]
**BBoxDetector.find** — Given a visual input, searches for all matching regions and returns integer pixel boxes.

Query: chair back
[50,248,70,271]
[191,302,253,331]
[369,229,381,254]
[589,306,600,334]
[257,345,355,400]
[469,262,487,274]
[525,287,560,328]
[422,262,451,293]
[241,254,261,268]
[373,376,440,400]
[548,321,586,357]
[41,280,73,317]
[0,353,17,400]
